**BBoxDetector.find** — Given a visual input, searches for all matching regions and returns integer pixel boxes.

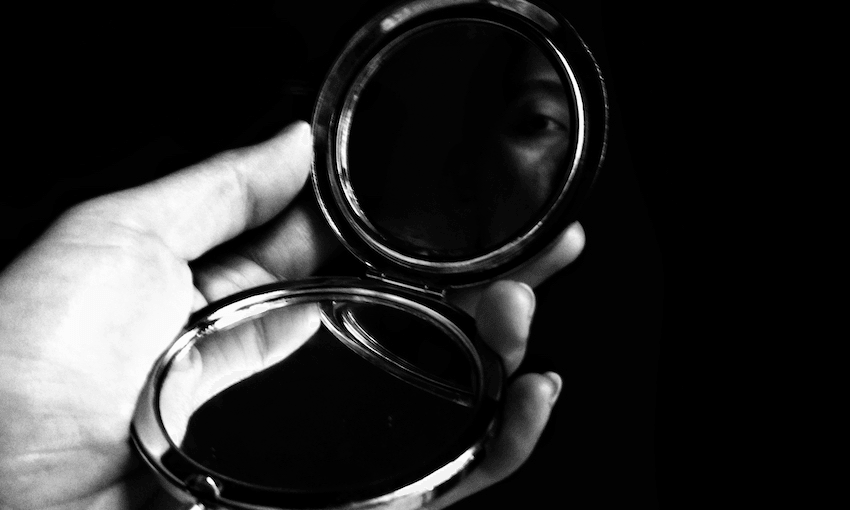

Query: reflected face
[470,46,572,247]
[347,22,575,257]
[502,49,572,203]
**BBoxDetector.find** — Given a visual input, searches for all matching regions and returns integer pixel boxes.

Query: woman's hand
[0,121,583,510]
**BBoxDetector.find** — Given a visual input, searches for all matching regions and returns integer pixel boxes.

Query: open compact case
[131,0,607,509]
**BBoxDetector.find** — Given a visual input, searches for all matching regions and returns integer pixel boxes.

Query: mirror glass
[348,21,575,257]
[158,300,478,494]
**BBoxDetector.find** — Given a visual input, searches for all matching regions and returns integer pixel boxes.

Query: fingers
[473,280,536,375]
[158,302,321,443]
[69,121,313,262]
[193,196,339,303]
[430,372,563,510]
[509,221,585,287]
[430,268,564,509]
[449,222,585,313]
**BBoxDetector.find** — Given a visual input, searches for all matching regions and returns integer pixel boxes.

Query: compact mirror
[132,1,606,509]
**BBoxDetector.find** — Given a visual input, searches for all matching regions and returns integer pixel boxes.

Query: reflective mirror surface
[347,21,574,257]
[158,299,480,495]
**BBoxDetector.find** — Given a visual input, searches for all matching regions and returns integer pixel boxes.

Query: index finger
[449,221,585,313]
[68,121,312,261]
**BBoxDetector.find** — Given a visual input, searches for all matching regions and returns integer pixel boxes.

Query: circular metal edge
[131,276,504,510]
[311,0,608,288]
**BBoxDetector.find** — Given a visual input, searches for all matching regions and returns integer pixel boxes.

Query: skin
[474,44,573,248]
[0,121,585,510]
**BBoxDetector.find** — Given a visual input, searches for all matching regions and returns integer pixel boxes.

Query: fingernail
[515,281,536,320]
[543,371,563,406]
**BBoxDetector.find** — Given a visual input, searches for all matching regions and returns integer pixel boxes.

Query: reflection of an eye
[511,113,566,135]
[502,90,570,140]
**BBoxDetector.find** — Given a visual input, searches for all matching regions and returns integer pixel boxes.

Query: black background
[1,1,672,508]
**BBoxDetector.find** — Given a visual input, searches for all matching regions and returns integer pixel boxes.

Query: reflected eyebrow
[513,78,568,99]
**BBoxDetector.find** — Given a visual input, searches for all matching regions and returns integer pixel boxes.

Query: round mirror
[347,21,575,257]
[312,0,606,285]
[134,283,501,508]
[161,301,479,492]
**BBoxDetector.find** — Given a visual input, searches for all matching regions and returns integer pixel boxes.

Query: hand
[0,121,584,510]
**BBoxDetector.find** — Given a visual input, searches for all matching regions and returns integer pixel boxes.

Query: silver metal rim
[311,0,606,286]
[131,277,503,510]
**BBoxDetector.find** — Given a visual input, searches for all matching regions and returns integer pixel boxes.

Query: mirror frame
[313,0,608,288]
[131,277,503,509]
